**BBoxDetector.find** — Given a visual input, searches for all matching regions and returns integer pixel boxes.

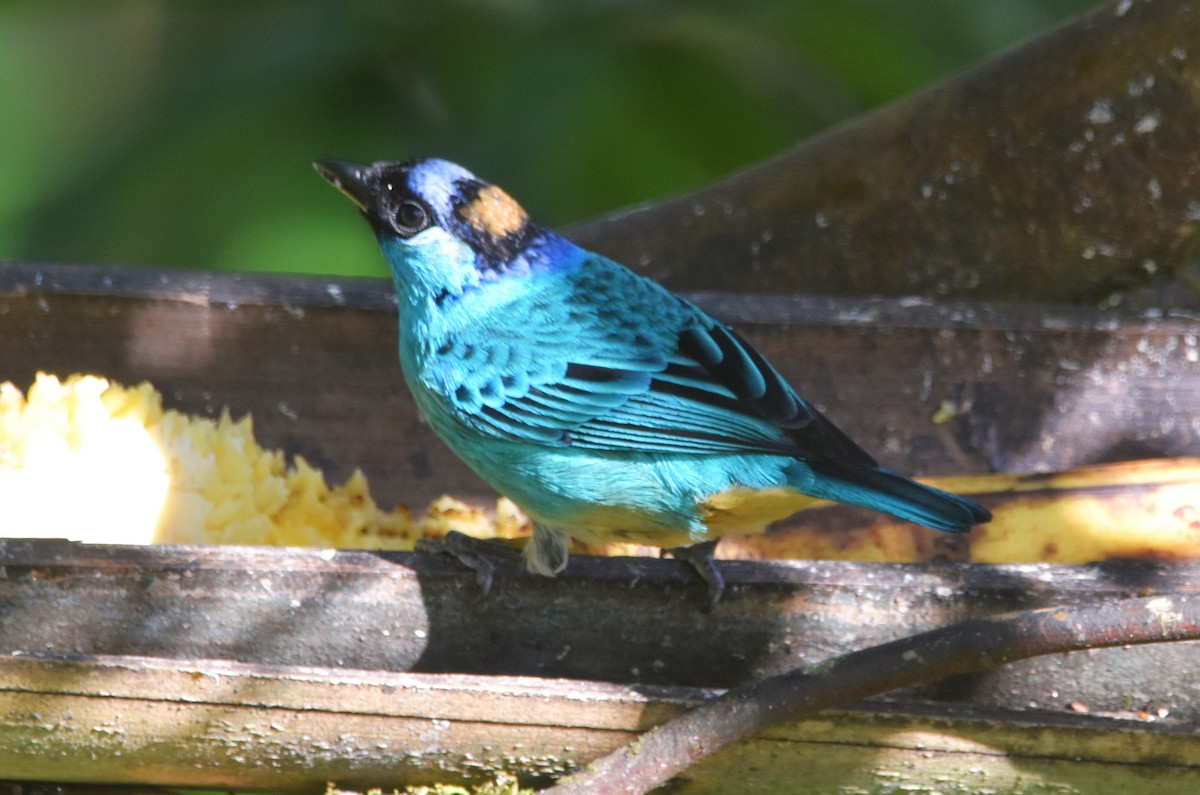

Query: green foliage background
[1,0,1096,279]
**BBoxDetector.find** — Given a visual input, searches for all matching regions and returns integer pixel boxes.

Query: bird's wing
[430,255,876,466]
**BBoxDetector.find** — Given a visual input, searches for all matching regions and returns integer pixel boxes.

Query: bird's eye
[394,200,431,237]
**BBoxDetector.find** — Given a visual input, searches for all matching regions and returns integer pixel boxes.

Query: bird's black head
[314,158,543,273]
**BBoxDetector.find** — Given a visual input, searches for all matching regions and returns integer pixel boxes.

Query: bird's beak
[313,159,372,213]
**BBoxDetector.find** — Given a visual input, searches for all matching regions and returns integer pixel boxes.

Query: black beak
[313,159,372,213]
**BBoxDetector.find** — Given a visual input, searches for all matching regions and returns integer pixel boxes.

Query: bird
[314,157,991,603]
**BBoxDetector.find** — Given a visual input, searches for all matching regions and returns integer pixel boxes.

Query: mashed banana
[0,373,528,549]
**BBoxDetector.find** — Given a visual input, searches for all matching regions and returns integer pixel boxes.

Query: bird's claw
[416,530,508,600]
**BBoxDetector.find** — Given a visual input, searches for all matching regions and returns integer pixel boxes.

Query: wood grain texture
[0,654,1198,792]
[0,540,1198,722]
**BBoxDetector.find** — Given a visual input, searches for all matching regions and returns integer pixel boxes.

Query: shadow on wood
[0,541,1198,716]
[2,553,1200,791]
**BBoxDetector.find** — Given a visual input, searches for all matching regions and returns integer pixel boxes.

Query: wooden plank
[1,263,1196,511]
[568,0,1200,305]
[0,654,1198,792]
[1,540,1198,720]
[0,263,1197,789]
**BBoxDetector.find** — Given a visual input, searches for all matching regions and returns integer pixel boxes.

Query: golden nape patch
[700,486,819,537]
[460,184,528,238]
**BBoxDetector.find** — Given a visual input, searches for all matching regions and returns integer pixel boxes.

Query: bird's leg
[666,538,724,609]
[524,523,571,577]
[416,530,523,598]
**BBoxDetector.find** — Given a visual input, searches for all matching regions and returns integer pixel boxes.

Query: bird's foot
[666,538,724,610]
[416,530,522,600]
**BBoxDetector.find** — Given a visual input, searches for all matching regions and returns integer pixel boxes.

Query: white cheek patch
[386,227,481,298]
[408,226,466,260]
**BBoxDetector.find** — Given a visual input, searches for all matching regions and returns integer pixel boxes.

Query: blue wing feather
[430,252,875,466]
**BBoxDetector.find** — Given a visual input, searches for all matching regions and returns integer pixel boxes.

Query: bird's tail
[801,461,991,533]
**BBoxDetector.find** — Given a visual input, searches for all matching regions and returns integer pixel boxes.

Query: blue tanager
[315,158,990,602]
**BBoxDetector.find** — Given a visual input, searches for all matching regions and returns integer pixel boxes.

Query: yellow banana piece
[718,460,1200,564]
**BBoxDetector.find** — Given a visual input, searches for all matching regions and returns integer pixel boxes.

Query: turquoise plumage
[315,158,990,595]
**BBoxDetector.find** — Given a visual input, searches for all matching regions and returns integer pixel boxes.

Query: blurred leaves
[0,0,1096,276]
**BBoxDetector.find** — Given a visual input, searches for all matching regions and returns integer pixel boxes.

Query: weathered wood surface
[1,654,1198,793]
[0,263,1198,788]
[1,540,1198,722]
[0,655,625,791]
[570,0,1200,305]
[0,262,1196,513]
